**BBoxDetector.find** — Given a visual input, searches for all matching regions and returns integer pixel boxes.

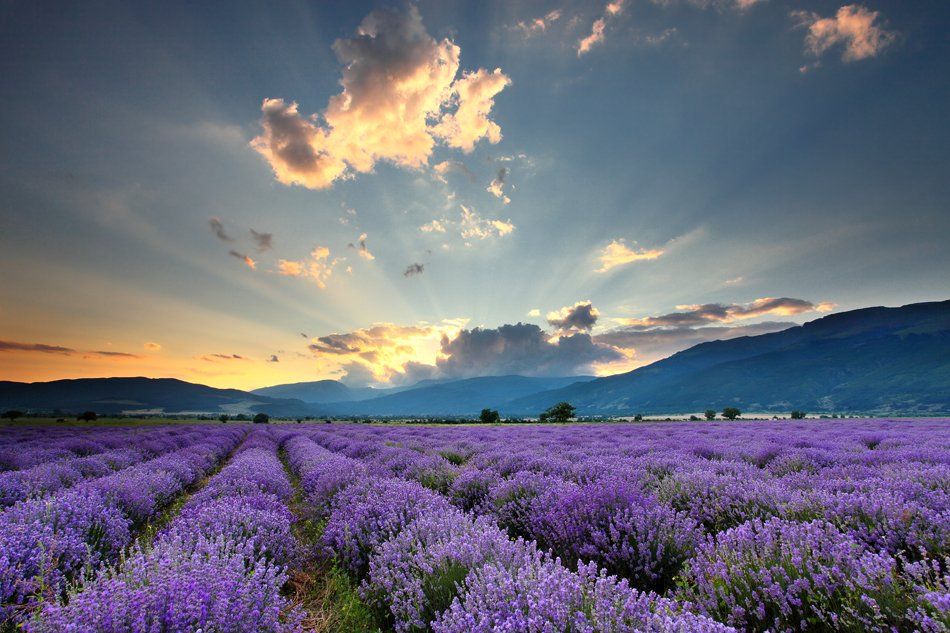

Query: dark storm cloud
[250,229,273,251]
[547,301,599,332]
[0,340,76,355]
[404,263,425,277]
[208,217,233,241]
[435,323,621,378]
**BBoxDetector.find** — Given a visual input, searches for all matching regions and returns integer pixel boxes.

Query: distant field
[2,418,948,632]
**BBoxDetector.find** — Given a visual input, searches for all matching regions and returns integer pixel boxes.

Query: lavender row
[284,433,729,632]
[29,429,302,632]
[0,427,245,623]
[0,427,223,507]
[0,425,207,472]
[303,421,950,632]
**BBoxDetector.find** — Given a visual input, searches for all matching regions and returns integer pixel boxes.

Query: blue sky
[1,0,948,389]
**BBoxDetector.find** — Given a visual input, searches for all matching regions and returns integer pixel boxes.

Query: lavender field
[2,419,948,632]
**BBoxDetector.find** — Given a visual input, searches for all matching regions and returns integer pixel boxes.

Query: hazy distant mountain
[505,300,950,416]
[320,375,596,416]
[0,377,304,415]
[250,379,389,403]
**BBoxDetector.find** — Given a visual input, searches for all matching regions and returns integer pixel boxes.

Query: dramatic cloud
[514,9,562,36]
[347,233,375,261]
[459,205,515,240]
[619,297,836,327]
[250,229,273,252]
[436,323,622,379]
[794,5,897,63]
[0,340,76,355]
[404,263,425,277]
[143,342,162,352]
[228,250,257,270]
[578,0,626,56]
[251,7,510,190]
[486,167,510,204]
[547,301,600,332]
[432,68,511,152]
[208,217,233,242]
[278,246,337,288]
[596,239,664,272]
[306,320,466,386]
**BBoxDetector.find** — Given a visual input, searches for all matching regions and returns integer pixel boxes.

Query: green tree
[2,410,24,422]
[77,411,98,422]
[790,410,806,420]
[721,407,741,420]
[479,408,500,424]
[253,412,270,424]
[218,414,229,423]
[540,402,576,423]
[704,409,716,420]
[633,413,643,422]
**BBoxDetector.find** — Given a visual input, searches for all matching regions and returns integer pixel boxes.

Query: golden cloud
[595,239,664,272]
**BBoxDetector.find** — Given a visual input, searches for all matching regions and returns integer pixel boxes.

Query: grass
[279,449,382,633]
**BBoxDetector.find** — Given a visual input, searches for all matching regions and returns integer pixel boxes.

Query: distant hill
[250,379,388,403]
[0,377,306,415]
[320,375,596,416]
[505,300,950,415]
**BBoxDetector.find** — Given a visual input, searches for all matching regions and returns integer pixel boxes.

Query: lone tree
[539,401,576,423]
[790,410,806,420]
[77,411,98,422]
[2,410,24,422]
[721,407,741,421]
[218,414,229,423]
[633,413,643,422]
[704,409,717,421]
[479,408,501,424]
[253,412,270,424]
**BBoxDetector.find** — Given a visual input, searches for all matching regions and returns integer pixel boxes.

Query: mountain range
[2,300,948,417]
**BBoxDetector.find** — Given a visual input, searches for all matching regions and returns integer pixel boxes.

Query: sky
[1,0,948,390]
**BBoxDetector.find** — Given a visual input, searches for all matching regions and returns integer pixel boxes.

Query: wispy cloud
[794,5,897,65]
[84,350,142,359]
[618,297,836,327]
[278,246,337,288]
[249,229,273,251]
[208,217,233,242]
[250,6,510,190]
[578,0,626,56]
[228,250,257,269]
[143,342,162,351]
[200,353,249,362]
[348,233,375,261]
[486,167,510,204]
[595,239,664,272]
[514,9,563,36]
[0,340,76,355]
[459,205,515,241]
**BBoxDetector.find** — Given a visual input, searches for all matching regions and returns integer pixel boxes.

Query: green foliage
[420,562,471,626]
[479,408,500,424]
[77,411,98,422]
[218,414,229,423]
[1,410,24,421]
[540,401,576,423]
[633,413,643,422]
[252,412,270,424]
[721,407,741,420]
[790,410,806,419]
[704,409,717,420]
